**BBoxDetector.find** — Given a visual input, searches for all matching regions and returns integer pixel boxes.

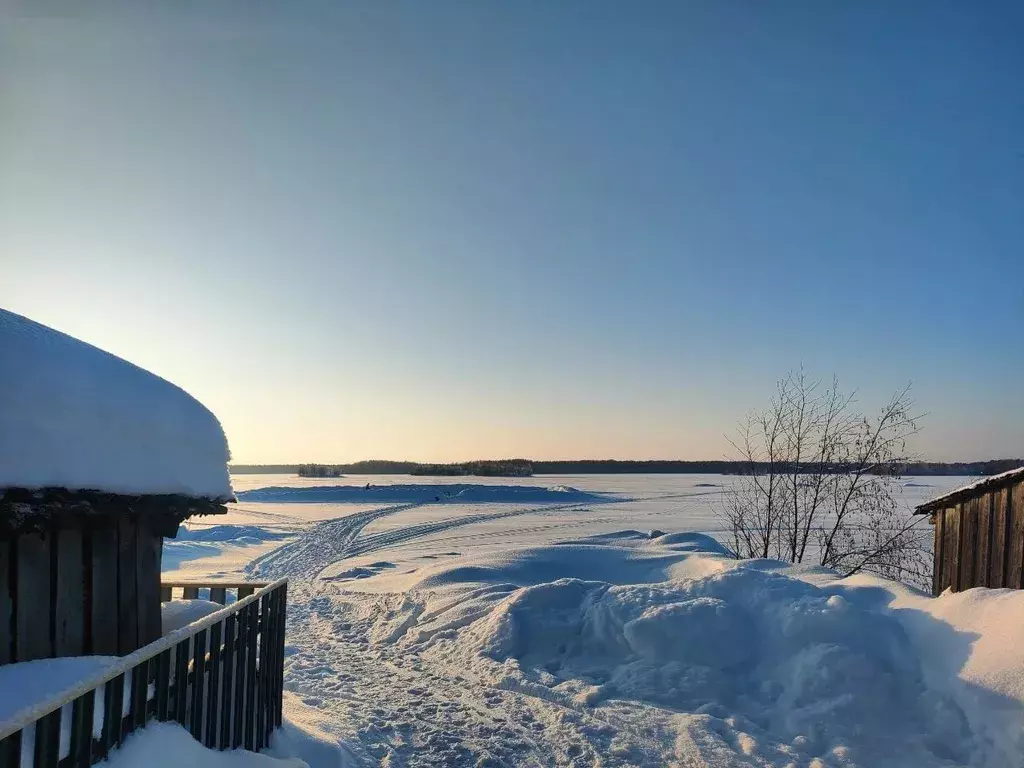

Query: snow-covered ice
[237,483,603,505]
[0,308,232,499]
[154,473,1023,766]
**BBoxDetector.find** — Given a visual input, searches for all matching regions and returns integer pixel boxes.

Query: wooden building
[0,307,235,664]
[915,466,1024,596]
[0,488,225,662]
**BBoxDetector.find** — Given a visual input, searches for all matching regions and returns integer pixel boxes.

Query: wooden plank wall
[0,516,166,663]
[1009,481,1024,589]
[976,492,993,587]
[991,487,1009,588]
[945,505,961,592]
[933,479,1024,594]
[931,510,945,595]
[0,541,10,665]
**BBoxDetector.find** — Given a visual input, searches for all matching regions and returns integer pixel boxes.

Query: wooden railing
[0,578,287,768]
[160,581,274,604]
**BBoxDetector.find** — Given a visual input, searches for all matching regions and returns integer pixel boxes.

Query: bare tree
[719,371,931,589]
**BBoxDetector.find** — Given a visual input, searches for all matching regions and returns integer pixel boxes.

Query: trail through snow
[248,498,647,765]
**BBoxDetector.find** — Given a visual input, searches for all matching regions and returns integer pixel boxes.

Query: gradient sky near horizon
[1,1,1022,463]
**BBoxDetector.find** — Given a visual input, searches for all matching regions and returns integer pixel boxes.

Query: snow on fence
[0,578,287,768]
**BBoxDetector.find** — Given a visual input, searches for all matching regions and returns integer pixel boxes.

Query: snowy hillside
[156,474,1024,767]
[0,309,232,499]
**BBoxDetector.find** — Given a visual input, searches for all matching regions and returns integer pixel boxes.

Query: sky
[1,1,1021,463]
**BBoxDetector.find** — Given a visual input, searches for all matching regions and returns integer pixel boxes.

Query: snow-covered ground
[162,473,1024,767]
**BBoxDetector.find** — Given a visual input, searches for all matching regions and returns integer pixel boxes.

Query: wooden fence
[0,578,287,768]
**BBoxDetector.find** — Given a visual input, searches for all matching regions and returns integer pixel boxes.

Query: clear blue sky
[1,2,1021,462]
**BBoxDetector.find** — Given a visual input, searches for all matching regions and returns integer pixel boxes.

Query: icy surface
[0,309,231,499]
[157,473,1024,767]
[237,483,603,504]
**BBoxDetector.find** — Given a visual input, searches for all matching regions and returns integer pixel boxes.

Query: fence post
[256,593,270,750]
[276,584,287,729]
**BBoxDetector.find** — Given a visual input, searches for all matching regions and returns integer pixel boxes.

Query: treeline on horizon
[232,458,1024,477]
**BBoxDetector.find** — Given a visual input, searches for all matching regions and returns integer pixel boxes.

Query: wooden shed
[915,466,1024,596]
[0,488,225,663]
[0,307,235,664]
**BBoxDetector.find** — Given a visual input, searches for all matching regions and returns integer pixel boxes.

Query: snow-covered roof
[915,465,1024,513]
[0,309,232,501]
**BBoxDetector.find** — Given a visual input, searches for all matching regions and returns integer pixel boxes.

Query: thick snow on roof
[916,465,1024,512]
[0,309,232,500]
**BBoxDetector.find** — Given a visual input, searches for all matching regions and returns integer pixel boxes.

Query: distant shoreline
[230,458,1023,477]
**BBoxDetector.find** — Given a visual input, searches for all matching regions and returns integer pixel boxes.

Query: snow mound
[414,545,707,590]
[463,569,992,764]
[556,529,731,555]
[350,534,1023,766]
[105,723,307,768]
[0,309,231,499]
[162,599,225,634]
[237,483,600,504]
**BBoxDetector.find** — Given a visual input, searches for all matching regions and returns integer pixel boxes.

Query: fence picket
[220,613,237,749]
[232,607,248,749]
[0,731,20,768]
[130,661,148,730]
[155,649,171,721]
[205,622,223,748]
[69,690,95,768]
[173,640,190,726]
[190,629,208,743]
[101,674,124,754]
[244,602,258,751]
[32,708,60,768]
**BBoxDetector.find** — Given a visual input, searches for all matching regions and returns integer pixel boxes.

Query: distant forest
[230,458,1024,477]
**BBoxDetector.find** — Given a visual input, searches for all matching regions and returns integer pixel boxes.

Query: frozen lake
[166,473,965,583]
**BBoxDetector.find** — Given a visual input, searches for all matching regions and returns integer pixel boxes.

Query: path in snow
[246,498,693,765]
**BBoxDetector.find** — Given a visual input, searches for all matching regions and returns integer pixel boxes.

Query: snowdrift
[0,309,231,499]
[104,722,306,768]
[237,483,602,504]
[353,532,1024,767]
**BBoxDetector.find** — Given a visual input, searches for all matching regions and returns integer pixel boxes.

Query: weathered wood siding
[0,517,165,662]
[931,478,1024,595]
[1009,482,1024,589]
